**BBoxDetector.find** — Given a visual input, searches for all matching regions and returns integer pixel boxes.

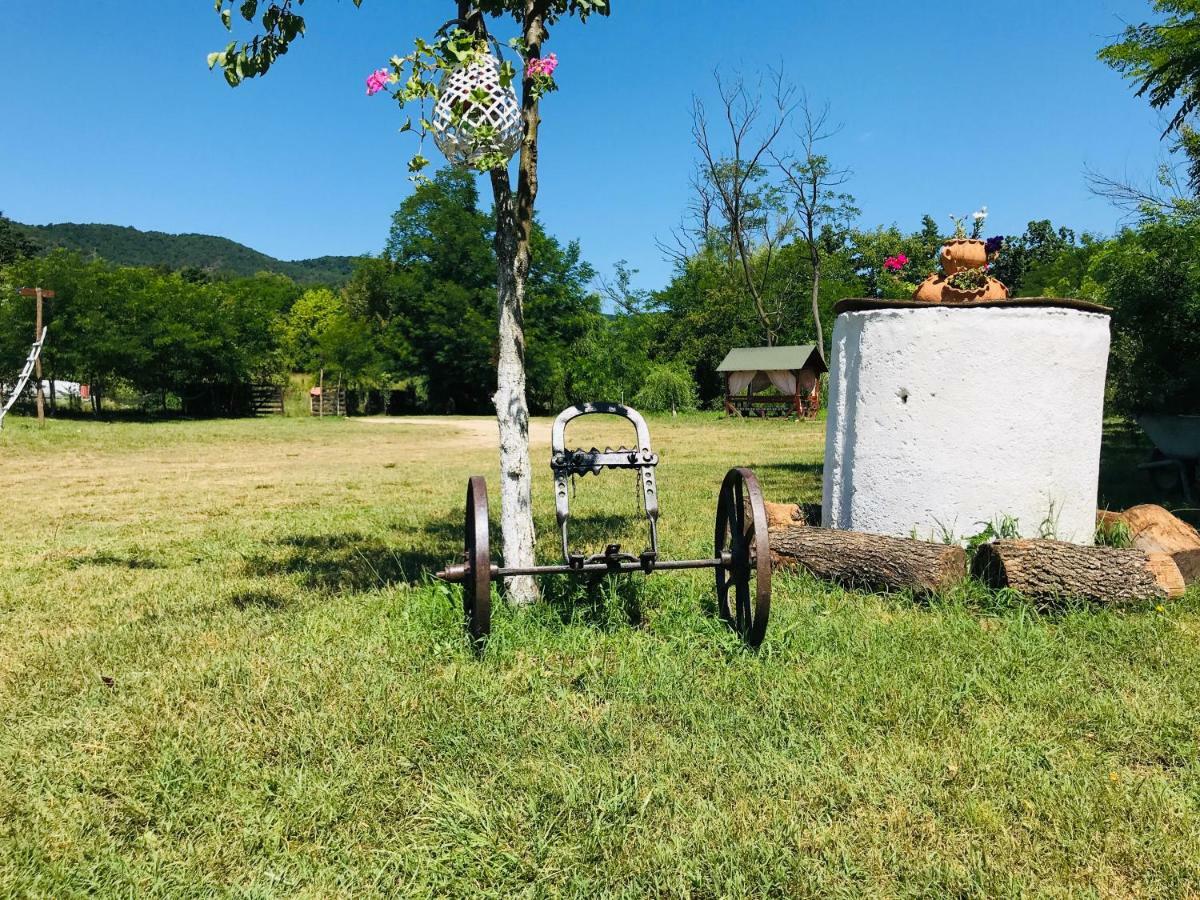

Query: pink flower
[525,53,559,78]
[366,68,390,96]
[883,253,909,272]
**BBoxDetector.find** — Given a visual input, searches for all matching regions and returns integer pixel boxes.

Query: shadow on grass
[66,552,163,570]
[229,588,294,611]
[558,511,651,554]
[742,461,824,503]
[244,513,467,593]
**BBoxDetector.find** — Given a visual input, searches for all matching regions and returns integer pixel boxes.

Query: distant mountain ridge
[14,221,361,285]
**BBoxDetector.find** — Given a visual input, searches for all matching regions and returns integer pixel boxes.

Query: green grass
[0,413,1198,897]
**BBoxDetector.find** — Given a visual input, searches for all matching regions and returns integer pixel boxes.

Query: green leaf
[499,60,516,89]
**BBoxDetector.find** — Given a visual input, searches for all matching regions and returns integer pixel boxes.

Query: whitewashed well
[821,300,1112,545]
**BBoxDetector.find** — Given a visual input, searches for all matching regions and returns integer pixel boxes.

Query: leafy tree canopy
[0,213,39,267]
[208,0,607,86]
[1100,1,1200,137]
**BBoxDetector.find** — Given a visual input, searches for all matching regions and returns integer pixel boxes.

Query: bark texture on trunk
[810,250,824,362]
[491,172,537,604]
[481,5,548,606]
[973,539,1185,603]
[769,524,967,596]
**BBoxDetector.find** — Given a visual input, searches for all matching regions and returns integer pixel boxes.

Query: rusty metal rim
[464,475,491,646]
[714,467,771,648]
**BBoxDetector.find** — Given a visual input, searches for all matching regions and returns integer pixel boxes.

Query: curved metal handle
[551,402,654,456]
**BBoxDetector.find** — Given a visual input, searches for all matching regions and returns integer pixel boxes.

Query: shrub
[633,364,698,415]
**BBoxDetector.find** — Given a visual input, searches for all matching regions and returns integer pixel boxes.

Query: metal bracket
[550,402,660,564]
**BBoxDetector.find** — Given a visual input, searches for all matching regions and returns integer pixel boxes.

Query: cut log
[1099,504,1200,585]
[764,501,821,531]
[769,525,966,596]
[973,539,1185,603]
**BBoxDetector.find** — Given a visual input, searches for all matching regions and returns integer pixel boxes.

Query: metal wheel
[1147,450,1183,493]
[714,467,771,647]
[463,475,492,645]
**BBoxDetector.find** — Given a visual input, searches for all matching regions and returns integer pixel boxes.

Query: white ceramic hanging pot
[431,52,522,169]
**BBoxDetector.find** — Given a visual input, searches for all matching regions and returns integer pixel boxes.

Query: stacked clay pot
[912,238,1008,303]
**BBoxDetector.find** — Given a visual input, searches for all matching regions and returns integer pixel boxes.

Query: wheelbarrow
[437,402,772,647]
[1138,414,1200,503]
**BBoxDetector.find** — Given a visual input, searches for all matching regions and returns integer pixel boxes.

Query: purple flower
[985,235,1004,255]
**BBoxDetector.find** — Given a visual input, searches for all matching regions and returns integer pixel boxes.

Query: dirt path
[352,416,554,449]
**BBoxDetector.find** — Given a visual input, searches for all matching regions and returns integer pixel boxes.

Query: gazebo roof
[716,344,826,375]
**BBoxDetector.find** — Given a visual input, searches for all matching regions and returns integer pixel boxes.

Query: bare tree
[656,164,719,268]
[597,260,654,315]
[774,95,858,362]
[690,70,799,346]
[1085,127,1200,223]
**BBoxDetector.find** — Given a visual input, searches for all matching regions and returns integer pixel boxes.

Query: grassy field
[0,412,1198,898]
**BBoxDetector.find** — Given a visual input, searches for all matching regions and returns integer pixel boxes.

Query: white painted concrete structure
[821,303,1112,545]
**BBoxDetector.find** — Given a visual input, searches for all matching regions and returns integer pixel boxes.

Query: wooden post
[18,288,54,424]
[318,368,325,419]
[793,368,802,419]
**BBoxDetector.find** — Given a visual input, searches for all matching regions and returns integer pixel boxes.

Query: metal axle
[438,555,729,584]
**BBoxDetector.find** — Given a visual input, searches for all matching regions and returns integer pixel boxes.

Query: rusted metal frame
[551,402,660,565]
[438,405,773,649]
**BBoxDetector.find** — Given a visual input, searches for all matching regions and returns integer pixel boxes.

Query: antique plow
[437,402,771,647]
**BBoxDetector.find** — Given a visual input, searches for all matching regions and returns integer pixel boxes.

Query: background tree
[1088,214,1200,416]
[690,71,798,347]
[209,0,609,605]
[991,220,1077,295]
[1100,1,1200,184]
[0,213,38,267]
[775,95,858,360]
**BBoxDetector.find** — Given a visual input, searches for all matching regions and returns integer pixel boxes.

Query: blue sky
[0,0,1173,291]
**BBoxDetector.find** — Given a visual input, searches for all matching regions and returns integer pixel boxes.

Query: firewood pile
[765,501,1198,604]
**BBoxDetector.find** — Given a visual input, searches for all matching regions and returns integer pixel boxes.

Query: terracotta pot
[940,238,988,275]
[980,277,1009,301]
[912,274,944,303]
[942,278,988,303]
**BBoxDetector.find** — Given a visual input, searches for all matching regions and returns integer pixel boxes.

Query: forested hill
[14,221,360,285]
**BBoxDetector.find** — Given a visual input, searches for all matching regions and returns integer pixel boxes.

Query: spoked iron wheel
[462,475,492,646]
[714,467,771,647]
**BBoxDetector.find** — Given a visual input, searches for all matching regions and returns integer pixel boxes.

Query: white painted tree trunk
[492,236,538,605]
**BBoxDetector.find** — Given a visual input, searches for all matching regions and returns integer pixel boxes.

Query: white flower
[973,207,988,221]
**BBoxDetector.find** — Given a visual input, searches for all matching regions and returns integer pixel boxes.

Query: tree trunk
[769,524,967,596]
[810,245,824,362]
[973,539,1185,603]
[481,6,548,607]
[491,184,538,605]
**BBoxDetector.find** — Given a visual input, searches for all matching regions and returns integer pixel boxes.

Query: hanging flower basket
[431,52,522,170]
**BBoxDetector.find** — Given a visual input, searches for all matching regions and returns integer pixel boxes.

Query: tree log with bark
[768,524,967,596]
[1099,504,1200,585]
[973,539,1185,603]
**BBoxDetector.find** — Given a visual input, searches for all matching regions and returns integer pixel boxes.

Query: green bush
[632,364,698,415]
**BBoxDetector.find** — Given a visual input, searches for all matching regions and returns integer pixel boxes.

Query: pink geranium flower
[525,53,559,78]
[883,253,909,272]
[366,68,390,96]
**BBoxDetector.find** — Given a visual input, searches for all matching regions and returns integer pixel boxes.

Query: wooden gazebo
[718,345,827,418]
